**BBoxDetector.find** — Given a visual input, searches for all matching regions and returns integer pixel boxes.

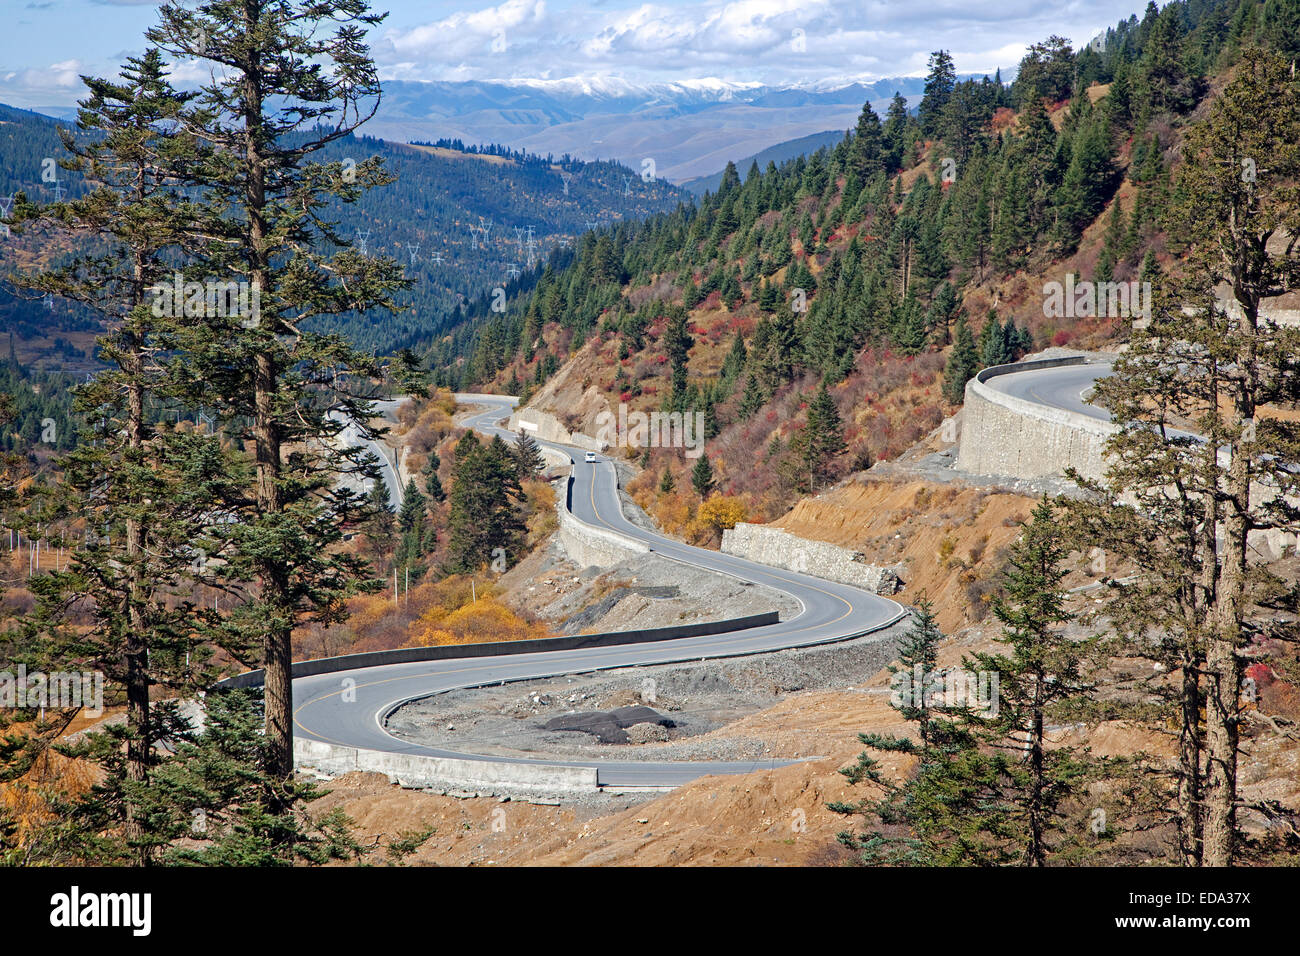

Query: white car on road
[584,451,598,463]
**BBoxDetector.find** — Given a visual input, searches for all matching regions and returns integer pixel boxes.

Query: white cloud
[2,60,88,106]
[384,0,549,61]
[374,0,1128,85]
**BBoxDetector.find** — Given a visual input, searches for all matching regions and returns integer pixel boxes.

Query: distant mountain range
[366,78,929,184]
[22,76,934,187]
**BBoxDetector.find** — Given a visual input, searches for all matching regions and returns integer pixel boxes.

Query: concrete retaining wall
[955,356,1115,481]
[721,523,903,595]
[954,358,1300,562]
[294,738,598,792]
[456,392,520,407]
[557,497,649,568]
[509,406,603,453]
[538,446,573,473]
[548,468,651,569]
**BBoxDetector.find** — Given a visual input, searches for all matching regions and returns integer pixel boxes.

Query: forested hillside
[443,0,1300,526]
[0,103,691,355]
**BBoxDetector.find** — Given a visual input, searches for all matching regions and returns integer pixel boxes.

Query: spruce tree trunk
[124,337,150,864]
[1205,504,1245,867]
[1177,415,1223,866]
[255,351,293,780]
[241,42,294,783]
[1026,688,1045,867]
[1204,321,1255,867]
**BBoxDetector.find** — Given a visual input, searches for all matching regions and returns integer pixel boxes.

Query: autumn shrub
[408,596,550,647]
[524,478,557,545]
[697,494,747,533]
[650,489,696,538]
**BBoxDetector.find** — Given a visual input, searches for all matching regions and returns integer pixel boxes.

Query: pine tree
[8,49,244,863]
[398,479,426,534]
[967,497,1094,865]
[1014,35,1075,105]
[363,477,396,553]
[887,597,944,747]
[760,309,801,388]
[1073,51,1300,867]
[797,383,847,492]
[991,163,1031,269]
[919,50,957,138]
[942,312,979,404]
[978,313,1018,367]
[828,597,946,865]
[850,100,885,180]
[147,0,409,781]
[445,431,525,573]
[1140,4,1202,115]
[662,307,693,406]
[511,430,545,480]
[720,331,747,383]
[1107,61,1134,131]
[1054,110,1117,250]
[738,371,766,417]
[833,504,1111,866]
[690,454,715,497]
[422,455,445,503]
[882,92,911,173]
[717,160,741,195]
[927,281,960,345]
[1098,198,1126,280]
[133,690,358,865]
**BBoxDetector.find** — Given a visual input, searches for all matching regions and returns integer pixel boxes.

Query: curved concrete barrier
[456,392,520,408]
[956,356,1115,480]
[529,445,648,567]
[508,405,604,453]
[215,611,779,690]
[721,523,903,595]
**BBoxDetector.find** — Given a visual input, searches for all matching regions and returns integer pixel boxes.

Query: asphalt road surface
[331,398,408,508]
[983,361,1114,423]
[291,395,907,787]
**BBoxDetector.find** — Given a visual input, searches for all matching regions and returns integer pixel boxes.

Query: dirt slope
[774,478,1038,631]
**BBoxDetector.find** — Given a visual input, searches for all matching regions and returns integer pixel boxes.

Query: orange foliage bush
[649,489,696,538]
[523,478,557,546]
[697,494,747,533]
[408,596,550,647]
[398,387,458,468]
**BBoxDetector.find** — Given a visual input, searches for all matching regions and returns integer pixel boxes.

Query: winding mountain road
[290,395,907,788]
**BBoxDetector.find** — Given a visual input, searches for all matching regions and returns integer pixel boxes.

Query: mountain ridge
[366,77,936,183]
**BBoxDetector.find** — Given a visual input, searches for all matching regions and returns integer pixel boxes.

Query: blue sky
[2,0,1146,110]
